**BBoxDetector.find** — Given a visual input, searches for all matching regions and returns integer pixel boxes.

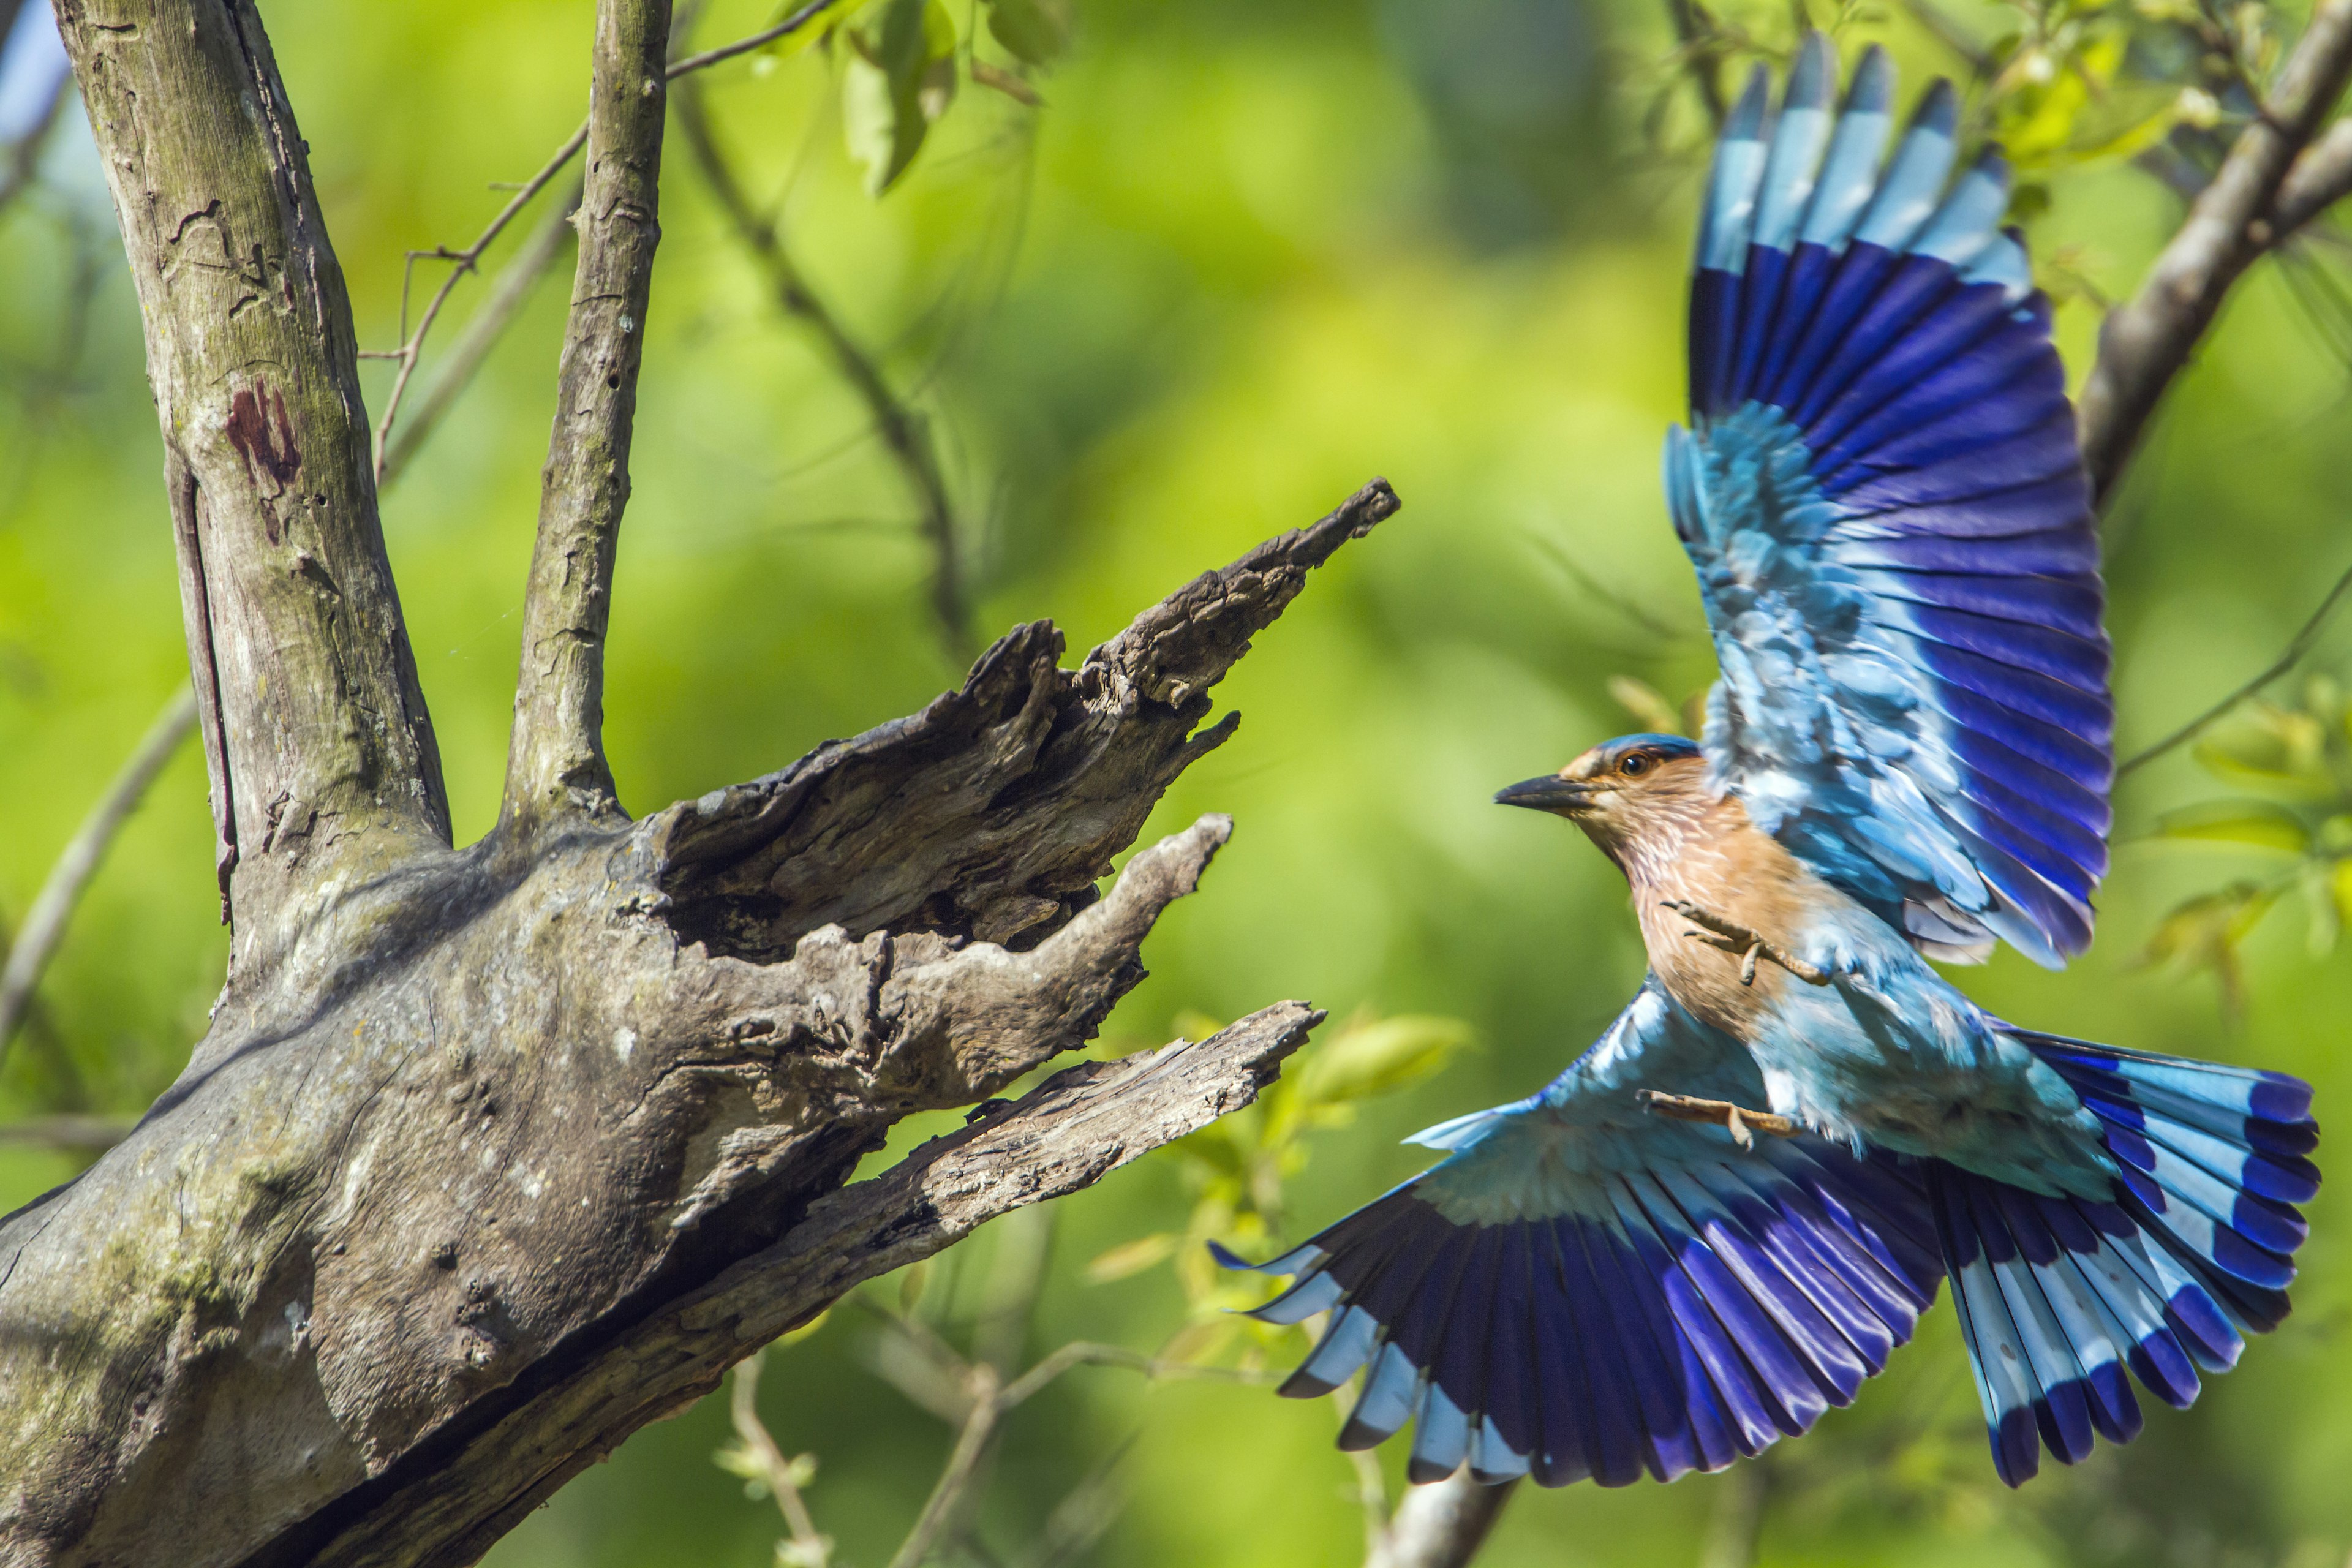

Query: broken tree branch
[674,77,974,662]
[2078,0,2352,500]
[0,476,1396,1566]
[285,1003,1322,1568]
[503,0,673,826]
[0,688,198,1079]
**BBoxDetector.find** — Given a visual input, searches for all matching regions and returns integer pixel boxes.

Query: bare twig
[2117,552,2352,774]
[1365,1471,1518,1568]
[729,1349,834,1567]
[674,78,974,660]
[665,0,843,78]
[368,121,591,480]
[0,689,198,1080]
[364,0,852,481]
[379,175,584,486]
[2078,0,2352,500]
[889,1365,1003,1568]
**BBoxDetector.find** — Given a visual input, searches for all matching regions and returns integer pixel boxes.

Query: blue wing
[1219,980,1942,1486]
[1672,39,2113,968]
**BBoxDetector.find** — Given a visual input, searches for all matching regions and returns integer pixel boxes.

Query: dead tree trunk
[0,2,1396,1563]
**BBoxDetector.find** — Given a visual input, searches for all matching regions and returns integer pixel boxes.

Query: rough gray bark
[505,0,673,827]
[0,0,1405,1562]
[55,0,450,955]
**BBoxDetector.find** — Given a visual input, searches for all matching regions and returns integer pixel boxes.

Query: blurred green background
[6,0,2352,1563]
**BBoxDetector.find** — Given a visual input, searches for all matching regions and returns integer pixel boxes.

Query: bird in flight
[1221,38,2319,1490]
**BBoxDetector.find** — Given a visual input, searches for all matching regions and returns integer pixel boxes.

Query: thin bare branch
[2117,551,2352,774]
[2273,115,2352,239]
[502,0,674,825]
[666,0,843,77]
[363,0,852,481]
[1896,0,1994,76]
[1698,1458,1771,1568]
[730,1349,834,1567]
[378,173,584,486]
[1365,1471,1518,1568]
[674,78,974,660]
[2079,0,2352,500]
[0,688,197,1079]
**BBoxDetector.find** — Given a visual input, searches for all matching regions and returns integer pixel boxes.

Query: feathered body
[1224,39,2318,1491]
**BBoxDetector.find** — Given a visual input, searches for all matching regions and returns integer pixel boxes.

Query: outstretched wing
[1219,980,1942,1487]
[1672,39,2113,968]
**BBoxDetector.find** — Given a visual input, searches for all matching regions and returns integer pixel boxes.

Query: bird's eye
[1620,753,1650,777]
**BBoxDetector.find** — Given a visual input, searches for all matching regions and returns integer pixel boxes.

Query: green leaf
[2192,704,2336,801]
[2152,800,2312,854]
[2141,881,2277,970]
[1083,1232,1180,1284]
[1298,1013,1472,1106]
[987,0,1067,65]
[841,0,959,195]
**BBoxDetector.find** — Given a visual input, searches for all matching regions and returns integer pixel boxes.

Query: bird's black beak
[1494,774,1593,813]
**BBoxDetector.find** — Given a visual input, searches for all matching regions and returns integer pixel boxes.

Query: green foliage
[2141,677,2352,1001]
[7,0,2352,1562]
[838,0,1061,194]
[1082,1008,1472,1368]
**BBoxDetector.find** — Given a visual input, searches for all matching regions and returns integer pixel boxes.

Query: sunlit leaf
[2152,800,2311,853]
[840,0,959,195]
[1297,1013,1472,1106]
[2192,703,2336,801]
[987,0,1068,66]
[1083,1232,1179,1284]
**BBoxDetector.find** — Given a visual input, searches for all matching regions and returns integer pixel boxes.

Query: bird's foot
[1659,900,1833,987]
[1637,1089,1801,1150]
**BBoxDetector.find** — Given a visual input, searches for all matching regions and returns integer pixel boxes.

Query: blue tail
[1931,1034,2318,1485]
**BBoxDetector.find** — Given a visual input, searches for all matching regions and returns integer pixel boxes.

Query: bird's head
[1494,733,1709,862]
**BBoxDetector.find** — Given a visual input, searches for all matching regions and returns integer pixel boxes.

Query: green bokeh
[4,0,2351,1564]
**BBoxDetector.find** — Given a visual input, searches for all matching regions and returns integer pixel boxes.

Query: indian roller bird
[1219,39,2320,1490]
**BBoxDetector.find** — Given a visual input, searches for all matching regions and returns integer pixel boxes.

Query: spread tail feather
[1216,1137,1941,1487]
[1931,1035,2318,1485]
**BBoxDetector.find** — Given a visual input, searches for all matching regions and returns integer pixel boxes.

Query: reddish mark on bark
[227,382,301,537]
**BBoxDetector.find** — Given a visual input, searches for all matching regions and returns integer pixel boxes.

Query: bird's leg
[1659,899,1833,986]
[1637,1089,1801,1149]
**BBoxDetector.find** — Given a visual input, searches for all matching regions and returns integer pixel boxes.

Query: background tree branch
[674,77,974,662]
[0,687,196,1077]
[2078,0,2352,500]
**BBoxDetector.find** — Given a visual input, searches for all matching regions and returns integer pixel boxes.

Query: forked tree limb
[0,477,1396,1566]
[503,0,674,826]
